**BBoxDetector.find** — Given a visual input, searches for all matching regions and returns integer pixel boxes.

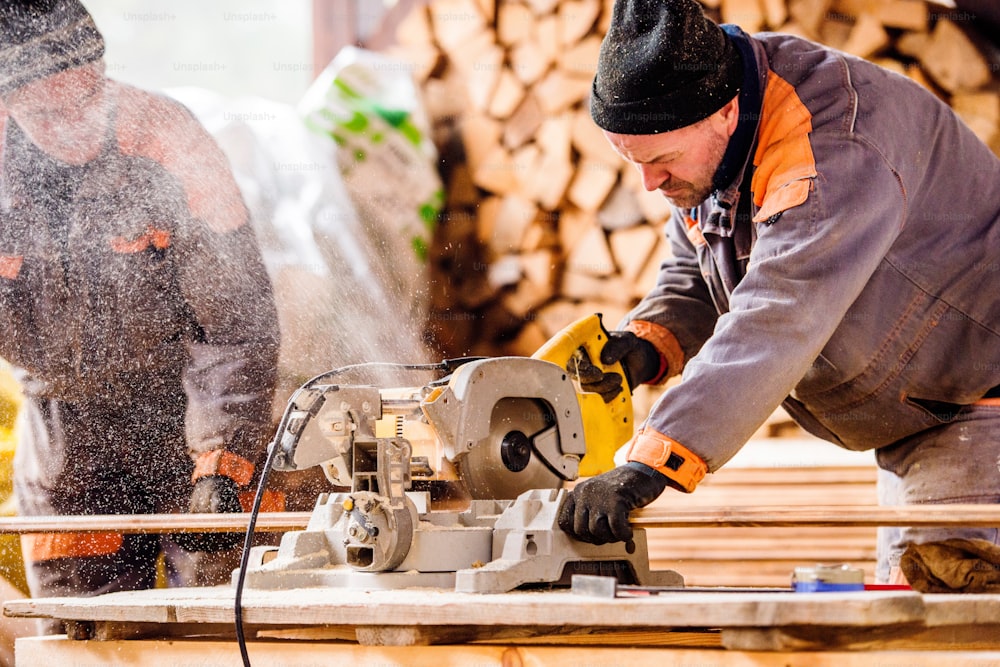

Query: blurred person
[0,0,280,631]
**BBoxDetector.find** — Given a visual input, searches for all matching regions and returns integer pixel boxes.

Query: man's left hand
[558,463,668,544]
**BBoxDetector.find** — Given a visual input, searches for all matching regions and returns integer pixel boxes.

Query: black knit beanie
[0,0,105,96]
[591,0,743,134]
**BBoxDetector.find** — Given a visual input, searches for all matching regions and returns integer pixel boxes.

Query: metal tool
[239,314,684,594]
[570,574,791,597]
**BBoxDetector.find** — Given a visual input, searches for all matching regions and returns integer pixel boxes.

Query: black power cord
[234,358,482,666]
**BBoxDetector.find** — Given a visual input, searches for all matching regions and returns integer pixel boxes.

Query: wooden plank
[632,504,1000,528]
[4,585,928,636]
[19,639,1000,667]
[5,501,1000,534]
[0,512,313,535]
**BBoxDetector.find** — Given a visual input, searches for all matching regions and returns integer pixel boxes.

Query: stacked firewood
[386,0,1000,359]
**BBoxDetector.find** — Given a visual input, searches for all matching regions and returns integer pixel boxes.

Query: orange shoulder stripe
[751,71,817,223]
[115,85,248,235]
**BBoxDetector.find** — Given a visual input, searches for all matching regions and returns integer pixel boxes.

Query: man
[557,0,1000,585]
[0,0,280,622]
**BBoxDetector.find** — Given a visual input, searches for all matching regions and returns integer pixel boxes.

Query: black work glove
[174,475,243,553]
[569,332,661,403]
[570,346,626,402]
[600,331,661,388]
[558,462,668,545]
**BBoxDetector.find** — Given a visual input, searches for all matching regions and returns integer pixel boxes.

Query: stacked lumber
[642,462,880,587]
[385,0,1000,360]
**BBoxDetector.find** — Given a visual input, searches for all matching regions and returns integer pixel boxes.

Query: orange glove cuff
[192,449,254,487]
[625,428,707,492]
[624,320,684,383]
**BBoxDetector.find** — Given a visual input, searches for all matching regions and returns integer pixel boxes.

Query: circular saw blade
[458,397,563,500]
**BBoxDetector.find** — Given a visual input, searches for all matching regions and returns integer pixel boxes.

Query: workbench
[7,584,1000,666]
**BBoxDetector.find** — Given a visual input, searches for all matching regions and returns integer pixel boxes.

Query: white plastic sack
[168,88,434,411]
[297,46,443,323]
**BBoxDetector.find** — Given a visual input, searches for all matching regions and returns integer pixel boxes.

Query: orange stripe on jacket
[115,85,248,235]
[975,398,1000,407]
[193,449,255,486]
[109,226,172,253]
[23,532,123,562]
[683,214,707,247]
[0,255,23,279]
[238,489,286,513]
[750,70,817,223]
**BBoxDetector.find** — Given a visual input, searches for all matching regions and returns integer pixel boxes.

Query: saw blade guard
[531,313,635,476]
[421,356,586,498]
[455,396,565,499]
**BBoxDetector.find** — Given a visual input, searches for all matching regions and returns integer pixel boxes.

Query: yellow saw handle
[532,313,634,477]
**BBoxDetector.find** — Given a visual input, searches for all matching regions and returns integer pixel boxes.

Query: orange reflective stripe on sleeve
[626,428,708,493]
[238,489,286,513]
[116,88,248,235]
[23,531,123,562]
[193,449,254,486]
[624,319,685,382]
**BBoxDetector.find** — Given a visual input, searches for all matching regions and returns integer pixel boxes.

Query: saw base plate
[240,488,683,594]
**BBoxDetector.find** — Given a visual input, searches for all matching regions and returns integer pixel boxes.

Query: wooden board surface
[16,639,1000,667]
[4,585,925,629]
[7,585,1000,651]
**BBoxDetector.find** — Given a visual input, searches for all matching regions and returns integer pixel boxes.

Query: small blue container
[792,564,865,592]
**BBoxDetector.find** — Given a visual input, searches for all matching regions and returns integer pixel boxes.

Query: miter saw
[239,314,683,593]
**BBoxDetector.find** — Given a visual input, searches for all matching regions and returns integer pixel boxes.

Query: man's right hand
[600,331,661,388]
[569,331,662,402]
[557,462,669,544]
[174,475,244,553]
